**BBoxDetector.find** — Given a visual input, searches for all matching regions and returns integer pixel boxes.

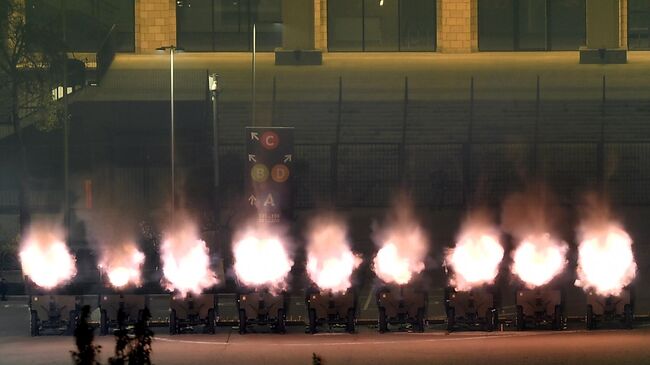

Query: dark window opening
[26,0,135,53]
[328,0,436,52]
[177,0,283,52]
[629,0,650,50]
[478,0,585,51]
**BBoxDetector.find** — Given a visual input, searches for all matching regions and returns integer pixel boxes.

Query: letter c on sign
[261,131,279,150]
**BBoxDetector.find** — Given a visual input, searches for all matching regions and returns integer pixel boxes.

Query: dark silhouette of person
[0,277,7,301]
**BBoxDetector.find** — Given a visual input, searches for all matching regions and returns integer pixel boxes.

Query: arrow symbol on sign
[251,132,259,141]
[248,194,256,206]
[248,154,257,162]
[283,154,292,163]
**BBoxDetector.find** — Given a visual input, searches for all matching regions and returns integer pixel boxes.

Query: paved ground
[1,322,649,365]
[78,51,650,102]
[1,298,649,365]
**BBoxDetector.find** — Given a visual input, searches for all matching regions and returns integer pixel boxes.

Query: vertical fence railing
[331,76,343,206]
[463,76,474,207]
[95,24,117,86]
[398,76,409,185]
[598,74,607,194]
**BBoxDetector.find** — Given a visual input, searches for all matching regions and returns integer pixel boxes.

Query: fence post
[598,74,606,194]
[399,76,409,186]
[463,76,474,208]
[331,76,343,205]
[532,75,540,178]
[271,75,277,126]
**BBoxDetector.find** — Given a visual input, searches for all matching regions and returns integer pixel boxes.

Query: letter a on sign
[264,193,276,207]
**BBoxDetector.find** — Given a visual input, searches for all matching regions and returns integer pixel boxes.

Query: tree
[109,307,154,365]
[0,0,66,233]
[71,305,102,365]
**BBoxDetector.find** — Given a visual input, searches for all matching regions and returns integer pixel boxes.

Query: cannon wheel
[30,310,39,337]
[552,305,562,331]
[346,308,356,334]
[446,307,455,332]
[378,307,388,333]
[586,305,594,330]
[515,305,525,331]
[169,309,178,335]
[624,304,633,329]
[238,310,247,334]
[276,309,286,334]
[307,309,317,334]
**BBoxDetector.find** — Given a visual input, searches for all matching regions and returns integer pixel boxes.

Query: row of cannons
[28,286,634,336]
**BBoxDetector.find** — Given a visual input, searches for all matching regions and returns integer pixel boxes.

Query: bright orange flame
[576,224,636,296]
[19,224,76,289]
[233,226,293,292]
[447,226,503,291]
[99,244,145,288]
[373,225,427,285]
[161,224,217,296]
[512,233,567,288]
[306,218,361,293]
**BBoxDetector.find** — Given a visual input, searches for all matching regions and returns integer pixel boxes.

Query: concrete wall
[436,0,478,53]
[586,0,620,49]
[135,0,177,53]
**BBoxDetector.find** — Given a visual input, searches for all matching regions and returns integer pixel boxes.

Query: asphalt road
[1,299,649,365]
[1,326,649,365]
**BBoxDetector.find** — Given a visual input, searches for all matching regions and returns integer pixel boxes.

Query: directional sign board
[245,127,294,223]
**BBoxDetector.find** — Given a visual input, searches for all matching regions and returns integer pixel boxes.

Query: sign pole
[252,23,256,126]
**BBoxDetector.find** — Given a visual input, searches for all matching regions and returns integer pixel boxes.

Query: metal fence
[2,140,650,215]
[3,72,650,214]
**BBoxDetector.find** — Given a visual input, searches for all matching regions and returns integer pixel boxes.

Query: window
[517,0,547,50]
[629,0,650,50]
[328,0,364,51]
[548,0,586,50]
[478,0,585,51]
[26,0,135,52]
[478,0,515,51]
[213,0,251,51]
[177,0,283,52]
[177,0,213,51]
[364,0,399,51]
[328,0,436,52]
[400,0,437,51]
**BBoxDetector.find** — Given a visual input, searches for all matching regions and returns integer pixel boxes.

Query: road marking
[154,330,571,347]
[2,304,29,308]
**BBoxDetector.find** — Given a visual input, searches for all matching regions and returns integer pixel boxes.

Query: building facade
[22,0,650,53]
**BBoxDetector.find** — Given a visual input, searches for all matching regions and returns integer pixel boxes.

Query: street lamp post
[156,45,182,225]
[209,73,222,221]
